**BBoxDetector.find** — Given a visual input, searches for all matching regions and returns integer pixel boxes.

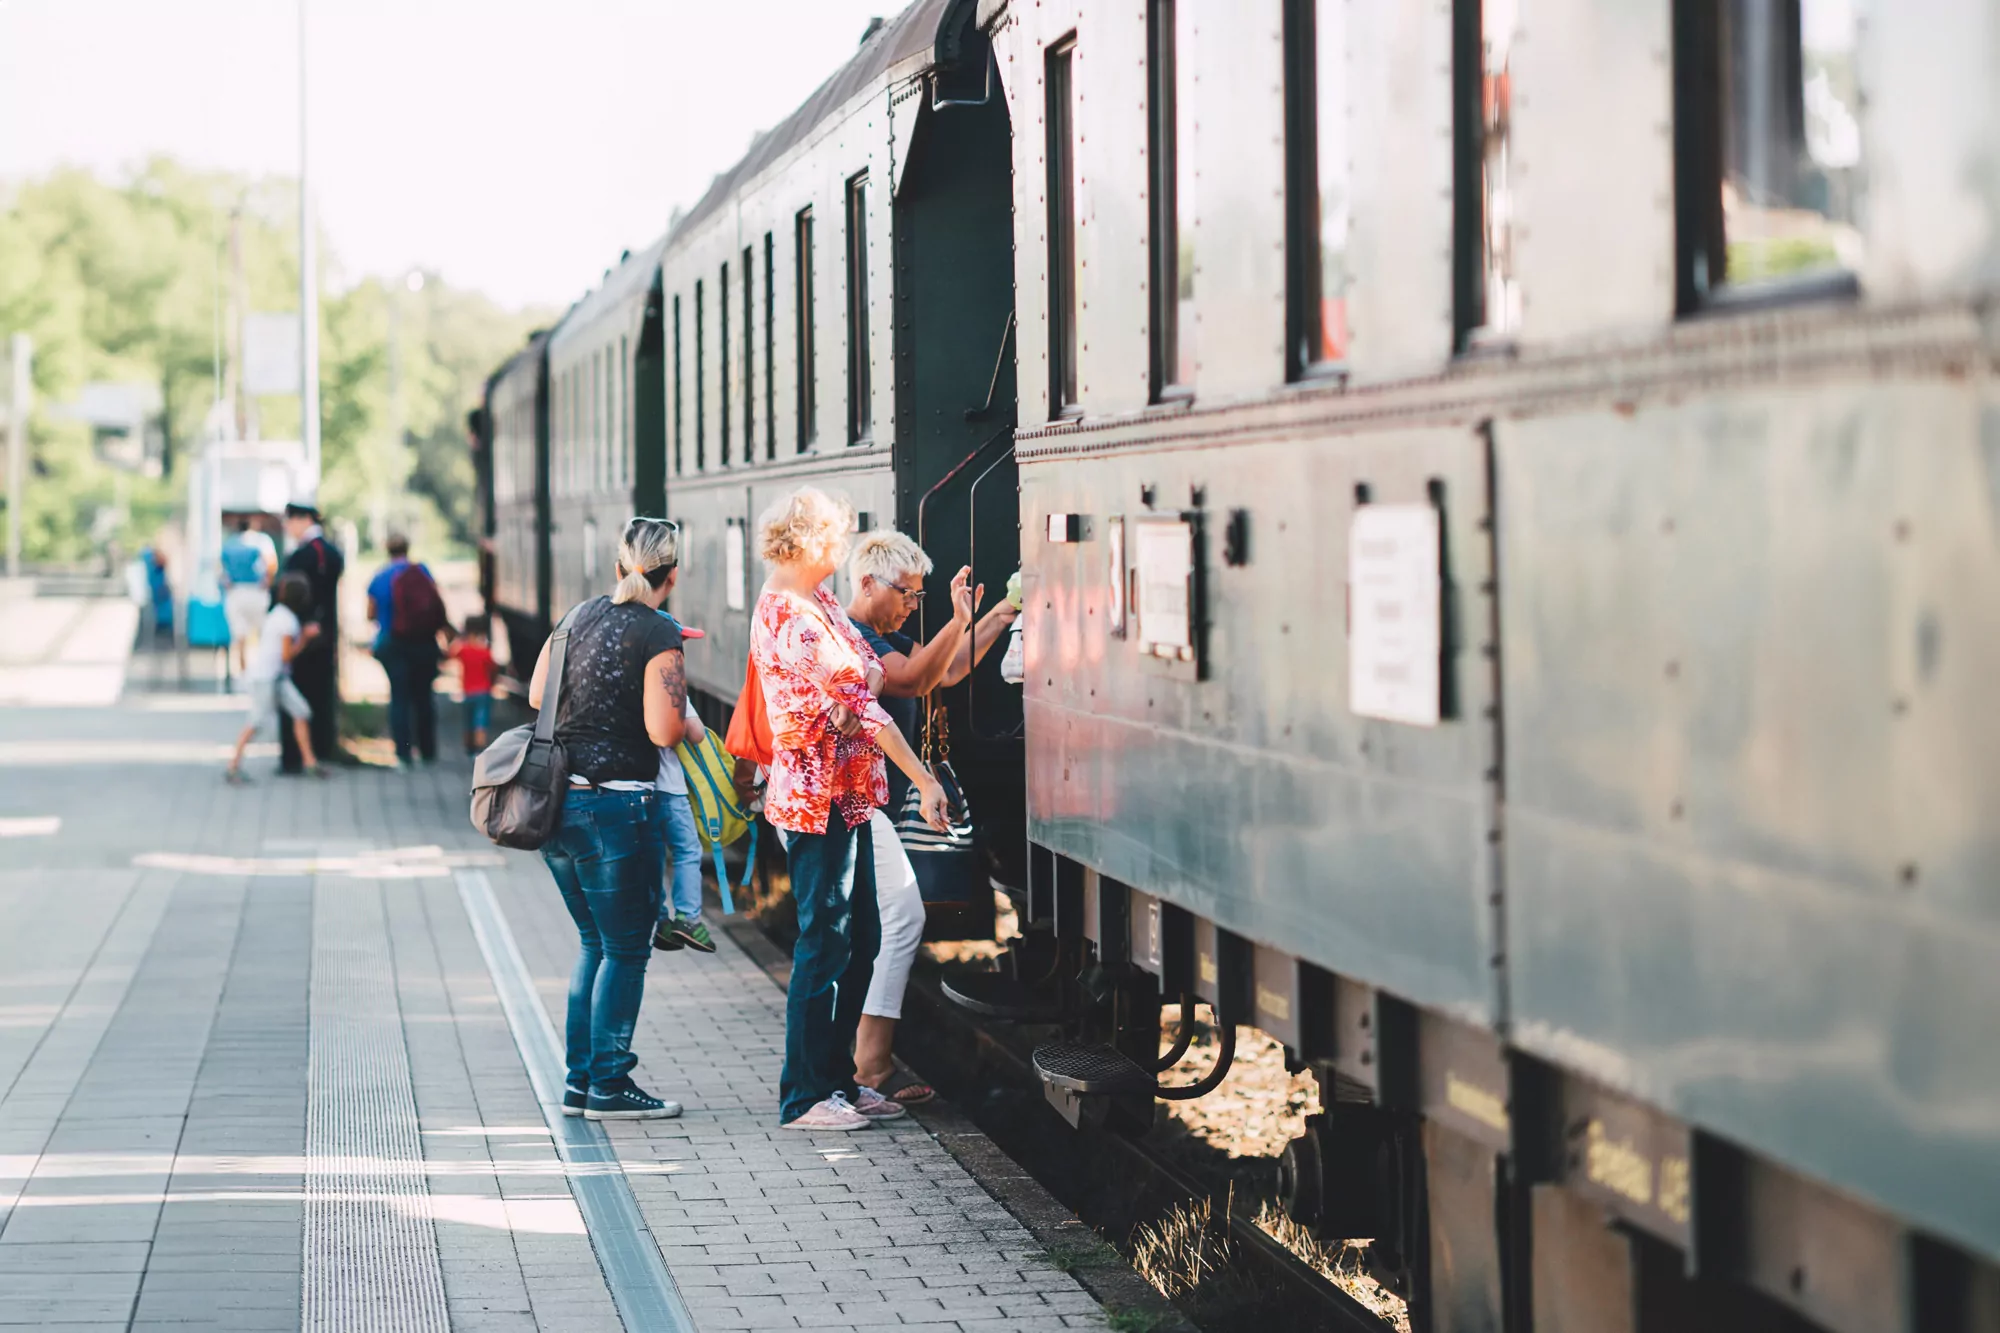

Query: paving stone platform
[0,630,1108,1331]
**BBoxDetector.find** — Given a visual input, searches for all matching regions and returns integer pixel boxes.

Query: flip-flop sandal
[875,1068,936,1106]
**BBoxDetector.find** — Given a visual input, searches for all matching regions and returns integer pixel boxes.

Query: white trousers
[861,807,924,1019]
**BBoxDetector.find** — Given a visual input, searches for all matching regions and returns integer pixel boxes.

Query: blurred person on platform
[226,573,326,783]
[842,532,1017,1106]
[750,487,950,1132]
[220,519,278,679]
[449,614,498,754]
[367,533,450,768]
[278,502,345,773]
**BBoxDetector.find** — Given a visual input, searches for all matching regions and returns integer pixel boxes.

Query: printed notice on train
[1349,504,1441,725]
[1135,519,1194,660]
[725,520,747,612]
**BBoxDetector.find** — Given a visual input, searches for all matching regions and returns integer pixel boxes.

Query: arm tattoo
[656,649,687,713]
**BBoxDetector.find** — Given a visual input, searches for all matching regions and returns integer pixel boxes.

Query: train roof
[664,0,951,246]
[486,325,553,399]
[547,233,668,357]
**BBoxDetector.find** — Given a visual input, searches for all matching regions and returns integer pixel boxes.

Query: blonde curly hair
[757,487,854,569]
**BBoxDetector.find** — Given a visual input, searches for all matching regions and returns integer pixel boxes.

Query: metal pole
[6,334,29,580]
[298,0,321,493]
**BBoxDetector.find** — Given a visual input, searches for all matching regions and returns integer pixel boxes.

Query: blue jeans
[661,792,704,922]
[464,692,492,736]
[541,788,666,1088]
[778,808,878,1123]
[377,638,439,761]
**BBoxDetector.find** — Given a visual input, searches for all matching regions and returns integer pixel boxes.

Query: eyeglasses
[889,582,926,604]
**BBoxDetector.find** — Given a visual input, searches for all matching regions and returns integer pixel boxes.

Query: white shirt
[655,702,703,796]
[250,605,302,682]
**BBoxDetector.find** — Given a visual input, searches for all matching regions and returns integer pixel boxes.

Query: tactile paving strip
[304,879,450,1332]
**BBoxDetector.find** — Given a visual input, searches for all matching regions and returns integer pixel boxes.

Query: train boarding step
[1032,1006,1238,1111]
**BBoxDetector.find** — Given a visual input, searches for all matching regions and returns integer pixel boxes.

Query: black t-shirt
[851,617,919,809]
[552,597,684,784]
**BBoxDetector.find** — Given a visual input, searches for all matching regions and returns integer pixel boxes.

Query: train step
[1032,1017,1239,1105]
[940,970,1065,1023]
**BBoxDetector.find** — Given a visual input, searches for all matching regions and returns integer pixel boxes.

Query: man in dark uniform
[278,501,345,772]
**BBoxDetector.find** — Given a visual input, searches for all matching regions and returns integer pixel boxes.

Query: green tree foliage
[0,158,553,564]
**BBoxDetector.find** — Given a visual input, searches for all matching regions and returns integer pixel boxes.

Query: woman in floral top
[751,488,948,1132]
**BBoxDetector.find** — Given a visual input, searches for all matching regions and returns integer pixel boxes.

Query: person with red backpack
[366,533,450,768]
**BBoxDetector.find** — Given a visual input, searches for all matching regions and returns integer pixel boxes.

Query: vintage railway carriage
[545,239,669,621]
[659,0,1024,897]
[483,329,555,673]
[994,0,2000,1330]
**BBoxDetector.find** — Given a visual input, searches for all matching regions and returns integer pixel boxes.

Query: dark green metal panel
[1499,385,2000,1262]
[1021,422,1502,1025]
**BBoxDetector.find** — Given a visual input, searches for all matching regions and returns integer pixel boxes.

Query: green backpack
[676,727,756,914]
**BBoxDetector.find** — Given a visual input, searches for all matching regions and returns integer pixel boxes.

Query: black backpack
[470,617,572,850]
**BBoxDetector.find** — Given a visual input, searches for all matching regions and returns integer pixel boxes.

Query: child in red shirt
[451,615,498,753]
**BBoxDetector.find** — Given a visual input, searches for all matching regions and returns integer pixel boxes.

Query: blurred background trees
[0,157,554,566]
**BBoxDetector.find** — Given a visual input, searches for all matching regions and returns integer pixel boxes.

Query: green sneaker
[669,916,716,954]
[650,922,685,952]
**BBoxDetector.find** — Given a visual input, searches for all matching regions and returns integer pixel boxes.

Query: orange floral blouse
[749,585,895,835]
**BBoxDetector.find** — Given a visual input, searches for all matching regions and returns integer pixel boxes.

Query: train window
[796,206,816,451]
[741,245,755,463]
[763,232,776,460]
[592,349,604,492]
[695,279,707,470]
[720,262,732,465]
[672,295,684,476]
[1047,37,1080,414]
[1454,0,1520,348]
[1283,0,1352,376]
[1675,0,1863,308]
[619,336,630,489]
[845,172,872,443]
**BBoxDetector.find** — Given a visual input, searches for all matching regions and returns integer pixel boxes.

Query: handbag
[894,703,980,906]
[469,611,575,850]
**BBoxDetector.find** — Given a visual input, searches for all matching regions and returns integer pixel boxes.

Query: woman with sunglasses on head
[526,517,688,1123]
[842,531,1017,1106]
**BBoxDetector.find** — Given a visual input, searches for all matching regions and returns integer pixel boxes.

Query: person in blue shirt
[220,519,277,678]
[366,533,448,768]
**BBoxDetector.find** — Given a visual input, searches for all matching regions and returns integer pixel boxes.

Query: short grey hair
[850,531,932,588]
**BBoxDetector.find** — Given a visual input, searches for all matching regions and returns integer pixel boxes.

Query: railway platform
[0,628,1113,1331]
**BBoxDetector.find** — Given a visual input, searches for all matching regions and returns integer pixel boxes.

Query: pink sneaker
[852,1085,907,1122]
[782,1092,871,1132]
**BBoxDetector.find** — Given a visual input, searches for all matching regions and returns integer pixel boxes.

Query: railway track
[726,914,1393,1333]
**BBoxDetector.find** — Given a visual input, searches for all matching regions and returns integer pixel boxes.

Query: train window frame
[796,206,816,452]
[720,261,732,465]
[1047,35,1081,417]
[1672,0,1864,315]
[1283,0,1353,381]
[619,335,630,489]
[845,172,873,445]
[1452,0,1521,353]
[742,244,755,464]
[763,231,776,460]
[1147,4,1191,403]
[695,279,707,471]
[672,295,684,476]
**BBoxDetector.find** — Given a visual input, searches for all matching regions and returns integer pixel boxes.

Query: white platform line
[456,868,696,1333]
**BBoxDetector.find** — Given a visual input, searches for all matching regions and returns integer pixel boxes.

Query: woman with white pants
[842,532,1018,1105]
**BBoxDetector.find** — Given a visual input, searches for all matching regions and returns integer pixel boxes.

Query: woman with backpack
[524,517,689,1121]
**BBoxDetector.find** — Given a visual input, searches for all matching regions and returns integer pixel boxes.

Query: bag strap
[533,606,582,742]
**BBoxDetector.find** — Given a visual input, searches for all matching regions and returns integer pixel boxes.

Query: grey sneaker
[851,1085,907,1122]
